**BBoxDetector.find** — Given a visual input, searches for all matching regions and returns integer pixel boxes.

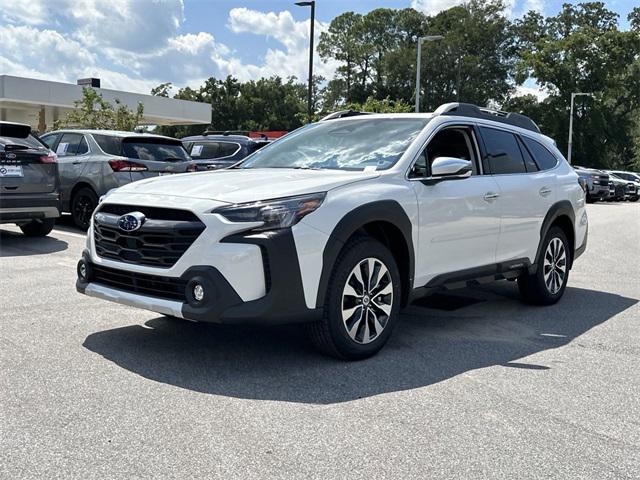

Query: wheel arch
[534,200,576,270]
[68,181,98,211]
[316,200,414,309]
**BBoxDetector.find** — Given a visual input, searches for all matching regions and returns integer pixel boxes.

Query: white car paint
[80,111,588,320]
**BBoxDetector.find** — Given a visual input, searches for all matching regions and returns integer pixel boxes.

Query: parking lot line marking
[52,228,86,239]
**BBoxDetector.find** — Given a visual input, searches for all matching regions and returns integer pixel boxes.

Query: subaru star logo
[117,212,146,232]
[5,153,16,160]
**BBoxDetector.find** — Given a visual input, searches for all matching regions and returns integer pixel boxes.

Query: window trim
[518,133,560,172]
[191,140,241,161]
[405,121,483,181]
[56,132,92,158]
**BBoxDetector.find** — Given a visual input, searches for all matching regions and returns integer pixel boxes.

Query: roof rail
[320,110,372,121]
[202,130,249,137]
[434,102,540,133]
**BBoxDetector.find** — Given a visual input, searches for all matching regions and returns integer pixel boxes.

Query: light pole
[295,1,315,123]
[415,35,444,113]
[567,92,593,164]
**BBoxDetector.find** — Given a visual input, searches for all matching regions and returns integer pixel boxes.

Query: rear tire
[19,218,55,237]
[71,187,98,230]
[307,237,401,360]
[518,226,570,305]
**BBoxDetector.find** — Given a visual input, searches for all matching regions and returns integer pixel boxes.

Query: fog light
[77,260,89,280]
[193,284,205,302]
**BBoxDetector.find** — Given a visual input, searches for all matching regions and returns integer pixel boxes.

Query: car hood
[114,168,380,204]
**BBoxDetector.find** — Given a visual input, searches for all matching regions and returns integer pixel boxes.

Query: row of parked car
[0,123,270,233]
[574,165,640,203]
[1,120,638,237]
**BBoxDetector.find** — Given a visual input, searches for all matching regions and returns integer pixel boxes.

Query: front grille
[92,264,187,301]
[94,204,205,267]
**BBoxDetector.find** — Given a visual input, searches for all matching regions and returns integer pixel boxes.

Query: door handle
[483,192,500,202]
[539,187,552,197]
[72,161,81,165]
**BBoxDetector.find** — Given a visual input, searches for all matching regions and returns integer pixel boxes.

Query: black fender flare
[315,200,414,308]
[532,200,575,272]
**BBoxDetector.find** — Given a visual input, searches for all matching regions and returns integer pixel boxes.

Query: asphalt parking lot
[1,203,639,479]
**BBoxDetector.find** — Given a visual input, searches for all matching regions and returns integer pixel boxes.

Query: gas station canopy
[0,75,211,132]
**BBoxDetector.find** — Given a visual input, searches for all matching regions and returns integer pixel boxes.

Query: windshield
[240,118,429,171]
[122,138,191,162]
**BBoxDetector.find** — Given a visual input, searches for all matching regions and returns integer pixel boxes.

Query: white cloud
[0,0,48,25]
[411,0,529,18]
[67,0,185,53]
[410,0,465,16]
[514,84,548,101]
[220,8,339,82]
[0,1,338,94]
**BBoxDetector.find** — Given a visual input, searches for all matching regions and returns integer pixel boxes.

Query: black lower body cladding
[77,227,322,325]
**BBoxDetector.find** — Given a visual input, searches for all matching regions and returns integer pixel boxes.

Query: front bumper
[0,192,60,222]
[76,227,322,325]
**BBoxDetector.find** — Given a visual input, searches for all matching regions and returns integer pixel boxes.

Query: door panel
[56,133,89,193]
[413,176,502,286]
[492,173,556,262]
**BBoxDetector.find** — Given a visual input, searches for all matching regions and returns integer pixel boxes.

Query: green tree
[54,87,144,131]
[512,2,640,169]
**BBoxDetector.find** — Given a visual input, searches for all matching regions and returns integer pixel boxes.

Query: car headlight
[214,192,326,232]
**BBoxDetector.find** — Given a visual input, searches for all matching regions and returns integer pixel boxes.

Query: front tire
[307,237,401,360]
[518,226,570,305]
[19,218,55,237]
[71,187,98,230]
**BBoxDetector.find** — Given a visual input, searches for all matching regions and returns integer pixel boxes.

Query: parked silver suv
[41,130,195,229]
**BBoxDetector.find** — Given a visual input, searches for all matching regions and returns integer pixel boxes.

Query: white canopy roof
[0,75,210,131]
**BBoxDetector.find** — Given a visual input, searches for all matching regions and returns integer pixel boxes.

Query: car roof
[181,134,258,142]
[44,129,179,141]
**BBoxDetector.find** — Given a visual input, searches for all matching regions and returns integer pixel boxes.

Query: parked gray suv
[40,130,195,229]
[0,122,59,237]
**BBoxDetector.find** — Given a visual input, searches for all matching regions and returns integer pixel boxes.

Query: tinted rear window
[93,134,122,156]
[479,127,527,174]
[190,141,240,159]
[0,134,47,150]
[0,123,31,139]
[521,136,558,171]
[122,138,190,162]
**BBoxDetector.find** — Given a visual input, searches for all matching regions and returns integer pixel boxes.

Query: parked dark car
[573,166,609,202]
[182,133,270,170]
[0,122,59,237]
[40,130,196,229]
[607,174,629,201]
[606,171,639,202]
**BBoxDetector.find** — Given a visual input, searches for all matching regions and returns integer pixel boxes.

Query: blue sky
[0,0,636,97]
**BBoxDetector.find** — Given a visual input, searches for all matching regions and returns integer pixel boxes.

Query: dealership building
[0,75,210,132]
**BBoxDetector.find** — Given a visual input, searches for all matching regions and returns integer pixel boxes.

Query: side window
[517,136,539,172]
[190,142,219,159]
[410,126,478,178]
[92,134,122,156]
[217,142,240,158]
[41,133,60,149]
[521,136,558,171]
[479,127,526,174]
[55,133,83,157]
[77,136,89,155]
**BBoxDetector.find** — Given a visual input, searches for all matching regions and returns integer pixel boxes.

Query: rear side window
[92,134,123,156]
[41,133,60,149]
[479,127,526,174]
[521,136,558,171]
[56,133,84,156]
[217,142,240,158]
[189,141,219,159]
[190,141,240,159]
[0,134,47,150]
[122,138,191,162]
[517,137,539,172]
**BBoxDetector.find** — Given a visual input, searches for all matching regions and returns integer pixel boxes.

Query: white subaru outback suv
[76,103,588,360]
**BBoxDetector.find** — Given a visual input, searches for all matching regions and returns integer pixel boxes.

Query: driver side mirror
[430,157,472,181]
